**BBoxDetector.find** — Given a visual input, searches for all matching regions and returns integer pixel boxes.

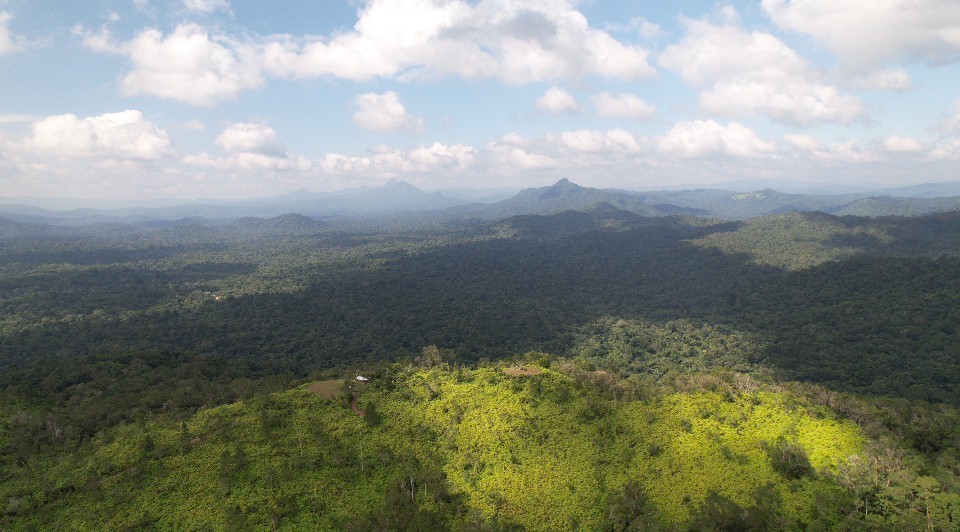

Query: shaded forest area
[4,209,960,405]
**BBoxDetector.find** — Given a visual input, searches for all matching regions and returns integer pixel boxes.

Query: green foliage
[572,317,764,378]
[5,362,953,530]
[765,437,812,480]
[604,480,665,531]
[5,209,960,405]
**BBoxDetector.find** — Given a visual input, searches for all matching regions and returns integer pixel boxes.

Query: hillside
[6,208,960,403]
[4,359,958,529]
[444,179,708,219]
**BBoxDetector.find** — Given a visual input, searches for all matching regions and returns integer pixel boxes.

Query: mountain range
[4,179,960,226]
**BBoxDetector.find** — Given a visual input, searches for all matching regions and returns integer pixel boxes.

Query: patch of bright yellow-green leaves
[6,364,867,530]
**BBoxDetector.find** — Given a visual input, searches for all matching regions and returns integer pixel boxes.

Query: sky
[1,0,960,200]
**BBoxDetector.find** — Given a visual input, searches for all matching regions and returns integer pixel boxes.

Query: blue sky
[1,0,960,200]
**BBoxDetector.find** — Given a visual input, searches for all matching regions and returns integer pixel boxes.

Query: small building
[355,375,370,382]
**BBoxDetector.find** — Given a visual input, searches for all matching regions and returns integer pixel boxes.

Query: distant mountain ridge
[456,178,708,219]
[5,179,960,226]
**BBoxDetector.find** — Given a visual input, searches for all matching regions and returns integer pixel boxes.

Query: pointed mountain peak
[536,178,584,200]
[383,178,418,190]
[551,178,579,189]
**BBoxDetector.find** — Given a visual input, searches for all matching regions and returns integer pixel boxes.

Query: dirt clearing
[307,379,345,400]
[503,365,544,377]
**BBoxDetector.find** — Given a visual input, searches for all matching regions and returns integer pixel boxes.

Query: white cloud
[182,121,310,172]
[762,0,960,70]
[0,114,35,124]
[183,0,230,14]
[882,135,925,153]
[552,128,643,153]
[352,92,425,133]
[850,69,912,91]
[637,19,664,40]
[699,80,863,125]
[0,11,23,55]
[811,142,880,164]
[607,17,664,40]
[481,133,559,172]
[24,110,173,160]
[78,2,654,106]
[321,141,475,179]
[536,87,580,113]
[407,142,476,171]
[659,20,805,85]
[78,24,263,106]
[783,133,823,152]
[658,120,776,158]
[262,0,655,84]
[215,123,286,156]
[659,16,863,125]
[182,151,311,172]
[591,92,655,120]
[181,119,206,131]
[940,98,960,133]
[931,139,960,160]
[784,134,881,164]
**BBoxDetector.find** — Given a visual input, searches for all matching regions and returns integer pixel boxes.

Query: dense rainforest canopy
[2,205,960,528]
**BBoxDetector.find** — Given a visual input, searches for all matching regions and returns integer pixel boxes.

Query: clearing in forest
[502,365,544,377]
[306,379,345,400]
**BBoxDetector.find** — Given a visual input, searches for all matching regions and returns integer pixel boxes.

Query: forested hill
[4,205,960,528]
[4,207,960,404]
[5,360,959,529]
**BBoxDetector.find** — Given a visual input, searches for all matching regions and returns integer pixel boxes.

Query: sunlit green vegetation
[5,360,957,529]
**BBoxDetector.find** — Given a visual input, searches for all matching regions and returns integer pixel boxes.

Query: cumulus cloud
[551,128,643,153]
[784,134,881,164]
[181,119,206,131]
[183,122,310,172]
[783,133,823,152]
[215,123,286,156]
[182,0,230,14]
[481,133,559,172]
[606,17,664,40]
[658,120,776,158]
[77,23,263,106]
[882,135,925,153]
[352,92,425,133]
[0,11,23,55]
[536,87,580,113]
[314,125,812,190]
[850,68,912,91]
[24,110,173,159]
[321,141,475,179]
[940,99,960,133]
[182,151,311,172]
[77,1,654,105]
[762,0,960,70]
[659,16,863,125]
[318,133,561,185]
[930,139,960,161]
[262,0,655,84]
[591,92,655,120]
